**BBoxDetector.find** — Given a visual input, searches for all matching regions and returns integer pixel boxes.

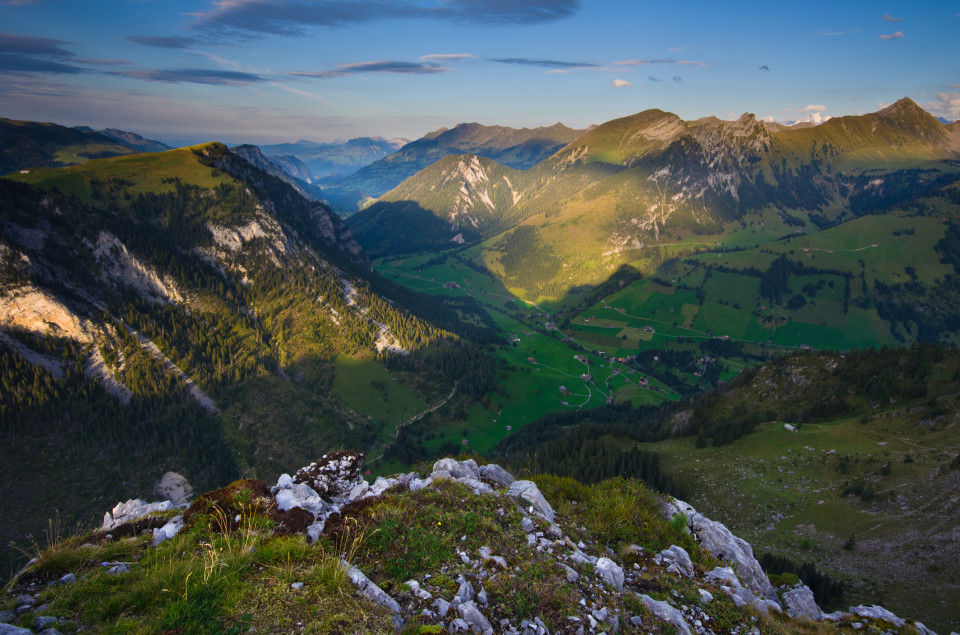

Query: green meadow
[330,354,428,433]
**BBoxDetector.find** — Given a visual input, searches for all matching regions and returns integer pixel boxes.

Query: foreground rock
[74,454,940,635]
[783,584,823,621]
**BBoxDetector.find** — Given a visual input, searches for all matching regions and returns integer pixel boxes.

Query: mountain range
[348,98,960,297]
[258,136,409,181]
[321,122,585,212]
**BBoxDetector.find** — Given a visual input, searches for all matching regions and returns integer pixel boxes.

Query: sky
[1,0,958,146]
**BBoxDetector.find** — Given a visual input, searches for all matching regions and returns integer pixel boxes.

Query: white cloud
[922,92,960,121]
[879,31,904,40]
[612,79,631,88]
[764,104,834,125]
[797,112,831,124]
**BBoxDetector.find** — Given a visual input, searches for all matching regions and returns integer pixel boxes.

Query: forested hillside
[0,143,497,573]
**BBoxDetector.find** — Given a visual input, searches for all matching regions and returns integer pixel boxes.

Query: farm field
[374,207,960,474]
[374,253,678,454]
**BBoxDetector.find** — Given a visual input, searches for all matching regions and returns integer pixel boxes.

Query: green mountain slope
[0,117,136,175]
[324,122,583,212]
[0,143,496,573]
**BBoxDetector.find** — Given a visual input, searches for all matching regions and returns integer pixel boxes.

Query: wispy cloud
[192,0,580,36]
[0,32,74,58]
[668,46,689,52]
[817,30,852,37]
[0,53,86,74]
[673,75,682,82]
[418,53,478,63]
[0,32,91,74]
[801,104,826,112]
[124,35,197,49]
[615,58,707,68]
[116,68,267,85]
[759,65,770,71]
[290,60,448,78]
[73,58,130,66]
[880,31,904,40]
[880,13,902,22]
[267,81,336,106]
[492,57,598,69]
[612,79,630,87]
[648,75,663,82]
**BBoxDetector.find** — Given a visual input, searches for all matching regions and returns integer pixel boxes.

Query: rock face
[705,566,780,614]
[478,463,515,487]
[783,585,822,621]
[154,472,193,507]
[507,480,555,522]
[638,595,692,635]
[151,516,184,546]
[595,557,625,592]
[665,498,779,603]
[656,545,694,578]
[850,604,905,627]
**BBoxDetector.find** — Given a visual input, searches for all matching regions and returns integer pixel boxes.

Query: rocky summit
[2,455,942,634]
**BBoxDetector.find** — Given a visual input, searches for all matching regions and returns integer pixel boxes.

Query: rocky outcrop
[344,561,401,615]
[0,285,93,344]
[93,232,183,304]
[783,584,822,621]
[638,594,692,635]
[292,450,366,504]
[664,498,779,603]
[507,480,555,522]
[79,454,940,635]
[154,471,193,507]
[656,545,695,578]
[102,499,173,531]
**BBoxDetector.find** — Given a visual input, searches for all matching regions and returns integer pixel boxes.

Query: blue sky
[1,0,958,145]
